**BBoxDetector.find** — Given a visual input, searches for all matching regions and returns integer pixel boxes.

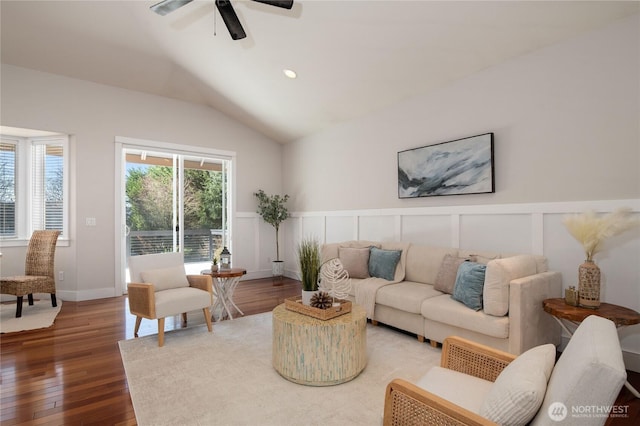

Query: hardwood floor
[1,277,301,425]
[1,276,638,425]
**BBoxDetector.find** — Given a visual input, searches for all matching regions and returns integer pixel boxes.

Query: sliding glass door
[115,138,233,293]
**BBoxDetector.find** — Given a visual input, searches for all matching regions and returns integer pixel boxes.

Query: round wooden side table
[543,298,640,398]
[272,303,367,386]
[208,268,246,320]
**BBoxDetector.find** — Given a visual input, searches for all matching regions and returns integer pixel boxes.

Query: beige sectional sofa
[321,241,562,355]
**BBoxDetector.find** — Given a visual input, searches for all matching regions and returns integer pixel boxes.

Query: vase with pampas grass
[563,208,640,308]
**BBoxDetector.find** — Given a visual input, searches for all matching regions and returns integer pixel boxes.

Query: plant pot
[301,290,319,306]
[272,261,284,285]
[272,260,284,277]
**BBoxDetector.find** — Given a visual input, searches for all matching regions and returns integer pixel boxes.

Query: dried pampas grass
[563,208,640,261]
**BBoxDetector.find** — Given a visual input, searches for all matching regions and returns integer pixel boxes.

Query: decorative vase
[578,260,601,309]
[301,290,319,306]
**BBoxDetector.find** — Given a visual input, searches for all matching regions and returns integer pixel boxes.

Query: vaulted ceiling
[1,1,638,143]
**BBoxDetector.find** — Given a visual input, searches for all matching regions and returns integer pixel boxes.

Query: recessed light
[283,69,297,79]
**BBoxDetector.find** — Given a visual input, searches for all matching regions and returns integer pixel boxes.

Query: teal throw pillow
[368,247,402,281]
[452,261,487,311]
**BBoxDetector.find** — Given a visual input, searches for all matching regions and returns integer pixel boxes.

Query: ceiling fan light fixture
[283,69,297,79]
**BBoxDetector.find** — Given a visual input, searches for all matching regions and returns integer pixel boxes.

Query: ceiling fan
[150,0,294,40]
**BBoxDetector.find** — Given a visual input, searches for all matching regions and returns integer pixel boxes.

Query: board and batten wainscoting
[238,198,640,372]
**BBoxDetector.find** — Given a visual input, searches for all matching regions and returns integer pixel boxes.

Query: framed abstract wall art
[398,133,494,198]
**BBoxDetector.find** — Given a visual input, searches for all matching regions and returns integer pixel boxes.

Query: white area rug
[119,312,441,426]
[0,299,62,333]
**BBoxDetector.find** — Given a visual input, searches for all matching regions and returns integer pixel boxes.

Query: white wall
[280,15,640,366]
[283,14,639,211]
[0,65,283,300]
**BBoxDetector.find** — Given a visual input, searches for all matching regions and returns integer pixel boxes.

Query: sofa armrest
[383,378,498,426]
[441,336,515,382]
[127,282,156,319]
[508,271,562,354]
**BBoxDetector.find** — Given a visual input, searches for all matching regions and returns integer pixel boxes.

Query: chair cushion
[416,366,494,414]
[531,315,627,426]
[368,247,401,281]
[451,261,486,311]
[479,344,556,425]
[154,287,212,318]
[434,254,468,294]
[339,247,370,279]
[483,255,537,317]
[141,265,190,292]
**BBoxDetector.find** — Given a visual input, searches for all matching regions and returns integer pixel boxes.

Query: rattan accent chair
[127,252,213,347]
[384,315,627,426]
[384,337,512,426]
[0,230,61,318]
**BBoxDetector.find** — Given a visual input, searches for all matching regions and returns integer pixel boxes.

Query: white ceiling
[1,1,638,143]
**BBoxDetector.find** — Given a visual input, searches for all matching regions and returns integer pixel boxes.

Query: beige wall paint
[283,14,639,211]
[0,65,283,298]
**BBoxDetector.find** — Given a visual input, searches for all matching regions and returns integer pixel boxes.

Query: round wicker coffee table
[272,303,367,386]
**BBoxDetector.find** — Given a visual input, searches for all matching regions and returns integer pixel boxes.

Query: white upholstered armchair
[384,315,627,426]
[127,252,213,347]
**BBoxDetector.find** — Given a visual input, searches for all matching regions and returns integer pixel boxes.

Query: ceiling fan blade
[150,0,194,16]
[251,0,293,9]
[215,0,247,40]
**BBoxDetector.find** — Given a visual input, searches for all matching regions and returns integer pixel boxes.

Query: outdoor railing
[127,229,224,262]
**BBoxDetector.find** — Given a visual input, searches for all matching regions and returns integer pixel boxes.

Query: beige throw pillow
[479,344,556,425]
[338,247,370,279]
[483,255,537,316]
[141,265,190,292]
[434,254,467,294]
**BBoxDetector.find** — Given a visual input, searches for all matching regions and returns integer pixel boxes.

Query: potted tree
[254,190,290,280]
[297,237,321,305]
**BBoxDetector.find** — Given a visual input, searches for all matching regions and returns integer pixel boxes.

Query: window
[0,130,68,242]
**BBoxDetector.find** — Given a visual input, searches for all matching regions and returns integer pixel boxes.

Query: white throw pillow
[479,344,556,426]
[483,255,537,316]
[141,265,190,292]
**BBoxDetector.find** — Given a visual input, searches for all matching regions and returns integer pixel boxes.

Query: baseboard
[560,335,640,373]
[57,288,118,302]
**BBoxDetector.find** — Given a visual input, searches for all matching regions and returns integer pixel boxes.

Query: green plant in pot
[254,190,290,279]
[297,237,321,305]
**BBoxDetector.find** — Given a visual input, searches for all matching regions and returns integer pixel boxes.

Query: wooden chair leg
[16,296,23,318]
[181,312,187,326]
[157,318,165,347]
[203,308,213,332]
[28,294,34,305]
[134,316,142,338]
[51,293,57,307]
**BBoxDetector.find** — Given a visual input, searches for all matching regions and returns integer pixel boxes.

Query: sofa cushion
[338,247,370,279]
[422,295,509,339]
[452,261,487,311]
[458,249,501,264]
[141,265,189,292]
[484,255,537,317]
[480,344,556,425]
[416,366,494,415]
[369,247,402,281]
[376,281,443,314]
[434,254,468,294]
[405,245,459,285]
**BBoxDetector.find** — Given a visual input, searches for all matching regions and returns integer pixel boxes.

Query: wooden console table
[272,303,367,386]
[543,298,640,398]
